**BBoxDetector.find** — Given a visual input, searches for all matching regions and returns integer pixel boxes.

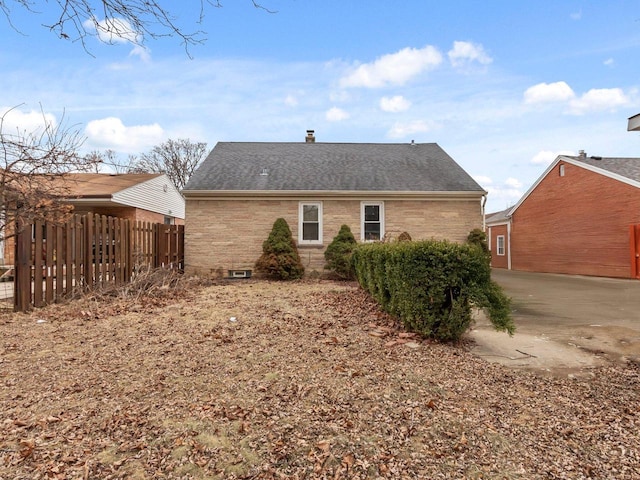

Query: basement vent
[228,269,252,279]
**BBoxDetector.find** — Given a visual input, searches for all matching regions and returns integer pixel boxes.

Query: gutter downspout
[507,218,512,270]
[481,194,487,231]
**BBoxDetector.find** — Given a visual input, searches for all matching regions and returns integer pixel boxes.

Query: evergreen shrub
[255,218,305,280]
[324,225,357,279]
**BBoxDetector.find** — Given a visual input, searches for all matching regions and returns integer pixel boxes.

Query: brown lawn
[1,279,638,479]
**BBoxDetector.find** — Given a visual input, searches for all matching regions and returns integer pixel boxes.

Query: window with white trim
[299,202,323,245]
[497,235,505,256]
[361,202,384,241]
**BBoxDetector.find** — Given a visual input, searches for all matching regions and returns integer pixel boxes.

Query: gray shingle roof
[184,142,484,193]
[568,156,640,184]
[485,208,511,224]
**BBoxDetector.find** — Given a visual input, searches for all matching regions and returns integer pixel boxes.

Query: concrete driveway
[468,269,640,376]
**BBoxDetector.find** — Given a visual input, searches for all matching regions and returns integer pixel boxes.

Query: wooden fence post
[14,219,31,312]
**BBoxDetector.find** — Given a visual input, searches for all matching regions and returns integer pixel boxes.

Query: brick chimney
[305,130,315,143]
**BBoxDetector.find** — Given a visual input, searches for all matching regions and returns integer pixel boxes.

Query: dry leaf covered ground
[1,279,638,479]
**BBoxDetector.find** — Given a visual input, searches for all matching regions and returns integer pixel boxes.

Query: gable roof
[485,208,511,225]
[183,142,485,195]
[60,173,164,197]
[509,154,640,217]
[55,173,185,219]
[570,155,640,184]
[628,113,640,132]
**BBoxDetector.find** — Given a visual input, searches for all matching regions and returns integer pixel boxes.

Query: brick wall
[185,197,482,277]
[511,161,640,278]
[487,224,509,269]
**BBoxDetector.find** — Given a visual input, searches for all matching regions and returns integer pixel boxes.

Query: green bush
[467,228,489,255]
[352,239,514,342]
[255,218,305,280]
[324,225,357,279]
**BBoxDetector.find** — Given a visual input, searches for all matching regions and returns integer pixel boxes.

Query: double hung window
[496,235,505,256]
[361,202,384,241]
[299,202,323,245]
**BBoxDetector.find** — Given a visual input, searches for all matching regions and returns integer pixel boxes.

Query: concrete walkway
[468,269,640,376]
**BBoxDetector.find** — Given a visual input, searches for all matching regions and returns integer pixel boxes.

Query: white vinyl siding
[112,175,185,219]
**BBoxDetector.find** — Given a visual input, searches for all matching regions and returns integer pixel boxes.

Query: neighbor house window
[497,235,505,256]
[361,202,384,241]
[299,202,323,245]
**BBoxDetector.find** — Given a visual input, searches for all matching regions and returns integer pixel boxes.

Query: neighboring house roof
[508,154,640,216]
[62,173,163,197]
[184,142,485,196]
[628,113,640,132]
[485,208,512,225]
[59,173,185,219]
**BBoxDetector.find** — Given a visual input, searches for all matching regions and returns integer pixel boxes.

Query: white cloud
[570,10,582,20]
[85,117,164,152]
[386,120,434,139]
[284,94,298,107]
[524,81,575,104]
[604,58,614,67]
[83,17,151,61]
[485,185,522,211]
[325,107,350,122]
[87,17,139,44]
[129,44,151,62]
[477,176,523,209]
[473,175,493,186]
[329,90,351,102]
[504,177,522,188]
[339,45,442,88]
[0,106,57,133]
[568,88,629,114]
[530,149,574,165]
[447,41,492,68]
[380,95,411,113]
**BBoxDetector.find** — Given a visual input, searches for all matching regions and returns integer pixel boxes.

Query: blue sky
[1,0,639,212]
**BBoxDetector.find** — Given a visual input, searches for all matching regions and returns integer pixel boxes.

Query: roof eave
[183,189,486,199]
[508,155,640,217]
[628,113,640,132]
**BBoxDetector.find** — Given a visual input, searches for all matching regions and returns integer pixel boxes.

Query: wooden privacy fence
[14,214,184,312]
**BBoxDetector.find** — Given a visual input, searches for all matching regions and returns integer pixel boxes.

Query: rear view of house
[183,133,486,277]
[487,152,640,279]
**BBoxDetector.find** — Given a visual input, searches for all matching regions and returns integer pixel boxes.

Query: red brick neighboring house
[485,208,511,270]
[486,152,640,279]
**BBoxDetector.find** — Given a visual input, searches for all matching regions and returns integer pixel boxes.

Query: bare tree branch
[1,1,276,55]
[0,105,101,239]
[128,138,207,190]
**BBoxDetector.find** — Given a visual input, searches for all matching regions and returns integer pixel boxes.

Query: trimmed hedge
[352,239,514,342]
